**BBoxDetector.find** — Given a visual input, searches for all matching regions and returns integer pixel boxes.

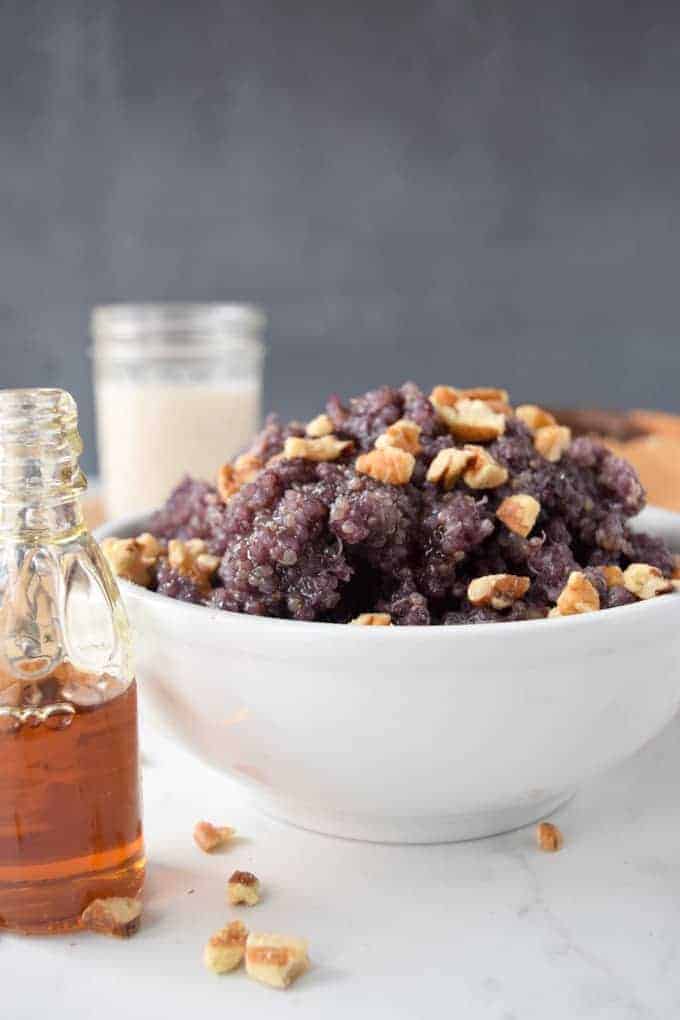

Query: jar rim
[90,303,266,359]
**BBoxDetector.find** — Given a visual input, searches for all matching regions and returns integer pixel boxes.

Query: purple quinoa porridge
[103,382,677,625]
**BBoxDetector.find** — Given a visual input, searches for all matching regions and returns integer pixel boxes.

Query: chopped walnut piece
[355,446,415,485]
[168,539,220,593]
[245,933,310,990]
[374,418,422,456]
[217,452,264,501]
[101,534,163,588]
[204,920,249,974]
[305,413,334,438]
[534,425,572,463]
[350,612,392,626]
[217,463,240,501]
[462,446,509,489]
[228,870,261,906]
[496,494,540,537]
[234,451,264,477]
[515,404,557,432]
[459,386,510,405]
[435,398,506,443]
[536,821,563,852]
[622,563,673,600]
[283,435,353,462]
[80,897,142,937]
[599,565,625,589]
[555,571,600,615]
[458,387,511,413]
[429,385,510,413]
[429,384,460,408]
[426,448,474,489]
[467,574,530,610]
[193,820,236,853]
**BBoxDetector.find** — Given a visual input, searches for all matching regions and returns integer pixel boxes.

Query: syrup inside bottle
[0,666,144,933]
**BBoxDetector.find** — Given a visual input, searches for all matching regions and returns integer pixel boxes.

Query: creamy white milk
[96,380,260,519]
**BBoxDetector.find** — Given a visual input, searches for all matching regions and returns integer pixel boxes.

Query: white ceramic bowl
[98,507,680,843]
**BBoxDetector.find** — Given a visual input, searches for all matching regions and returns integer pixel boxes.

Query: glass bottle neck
[0,389,87,541]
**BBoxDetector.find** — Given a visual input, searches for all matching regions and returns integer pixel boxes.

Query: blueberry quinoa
[102,383,678,625]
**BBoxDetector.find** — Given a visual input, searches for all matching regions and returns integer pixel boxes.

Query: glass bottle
[91,302,266,519]
[0,389,144,933]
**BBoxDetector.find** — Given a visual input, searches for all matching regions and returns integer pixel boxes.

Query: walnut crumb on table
[80,897,142,937]
[245,933,310,989]
[204,920,249,974]
[536,821,564,852]
[193,820,236,853]
[228,870,261,906]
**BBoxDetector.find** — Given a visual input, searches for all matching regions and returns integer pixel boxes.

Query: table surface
[4,710,680,1020]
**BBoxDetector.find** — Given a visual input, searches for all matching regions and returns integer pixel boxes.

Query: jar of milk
[91,303,265,520]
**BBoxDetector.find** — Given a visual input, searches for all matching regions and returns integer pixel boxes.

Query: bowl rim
[96,506,680,641]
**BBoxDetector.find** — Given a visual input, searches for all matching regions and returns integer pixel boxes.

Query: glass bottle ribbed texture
[0,389,86,537]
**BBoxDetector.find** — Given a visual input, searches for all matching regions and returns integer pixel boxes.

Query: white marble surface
[5,712,680,1020]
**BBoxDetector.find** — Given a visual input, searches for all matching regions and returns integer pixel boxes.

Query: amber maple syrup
[0,670,144,933]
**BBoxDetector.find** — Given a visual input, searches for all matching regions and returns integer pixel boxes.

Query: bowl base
[251,789,575,844]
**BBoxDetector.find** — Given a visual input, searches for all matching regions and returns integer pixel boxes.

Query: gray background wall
[1,0,679,473]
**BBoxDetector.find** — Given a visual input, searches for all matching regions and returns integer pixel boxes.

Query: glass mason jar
[91,303,266,520]
[0,389,144,933]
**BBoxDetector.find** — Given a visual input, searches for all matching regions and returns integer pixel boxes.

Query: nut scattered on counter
[80,896,143,937]
[351,612,392,626]
[204,920,249,974]
[193,820,236,853]
[536,821,564,853]
[245,933,310,989]
[228,870,261,906]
